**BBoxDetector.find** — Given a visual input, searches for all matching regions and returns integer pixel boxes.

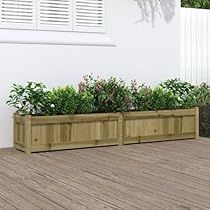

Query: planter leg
[118,113,123,145]
[13,114,17,149]
[24,115,32,155]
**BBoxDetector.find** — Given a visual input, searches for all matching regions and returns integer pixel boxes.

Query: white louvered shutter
[73,0,105,33]
[37,0,72,31]
[0,0,36,29]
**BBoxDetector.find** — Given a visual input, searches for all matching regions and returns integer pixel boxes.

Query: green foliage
[47,86,78,115]
[184,83,210,108]
[7,77,210,116]
[7,82,49,115]
[151,87,180,111]
[76,91,94,114]
[37,86,94,115]
[78,75,132,112]
[160,78,194,99]
[160,79,210,108]
[160,78,195,108]
[130,81,153,111]
[181,0,210,9]
[194,83,210,106]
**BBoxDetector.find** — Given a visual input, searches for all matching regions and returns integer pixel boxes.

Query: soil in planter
[199,106,210,138]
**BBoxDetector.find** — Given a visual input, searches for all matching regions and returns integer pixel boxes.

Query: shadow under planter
[14,108,199,154]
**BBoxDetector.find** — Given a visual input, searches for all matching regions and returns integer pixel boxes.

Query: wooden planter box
[14,113,121,154]
[122,108,198,144]
[14,108,199,154]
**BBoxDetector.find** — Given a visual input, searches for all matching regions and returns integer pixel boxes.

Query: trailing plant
[7,82,49,115]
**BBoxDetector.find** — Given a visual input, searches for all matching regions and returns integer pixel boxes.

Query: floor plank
[0,139,210,209]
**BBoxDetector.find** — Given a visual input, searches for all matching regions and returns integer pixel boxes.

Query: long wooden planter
[14,108,199,154]
[14,113,121,154]
[122,108,198,144]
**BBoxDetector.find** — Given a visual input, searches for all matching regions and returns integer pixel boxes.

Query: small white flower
[50,104,55,108]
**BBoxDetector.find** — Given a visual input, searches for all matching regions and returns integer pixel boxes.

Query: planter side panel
[14,114,25,151]
[123,109,196,144]
[30,113,119,152]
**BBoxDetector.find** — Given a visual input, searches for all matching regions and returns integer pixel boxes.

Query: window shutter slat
[37,0,72,31]
[0,0,36,29]
[73,0,105,33]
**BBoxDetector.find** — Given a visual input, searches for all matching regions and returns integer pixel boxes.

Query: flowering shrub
[7,77,210,116]
[130,81,153,111]
[79,75,132,112]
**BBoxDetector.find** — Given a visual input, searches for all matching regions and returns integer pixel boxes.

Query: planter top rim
[14,108,197,118]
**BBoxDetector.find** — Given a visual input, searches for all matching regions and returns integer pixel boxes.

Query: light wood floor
[0,139,210,209]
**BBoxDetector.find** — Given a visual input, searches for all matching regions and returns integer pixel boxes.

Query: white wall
[180,8,210,85]
[0,0,180,148]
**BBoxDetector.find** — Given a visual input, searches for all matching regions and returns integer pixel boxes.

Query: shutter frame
[73,0,105,33]
[0,0,36,30]
[0,0,107,33]
[37,0,73,31]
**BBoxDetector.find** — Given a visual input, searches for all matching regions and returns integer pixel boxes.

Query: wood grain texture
[14,109,197,153]
[123,108,196,144]
[1,139,210,209]
[24,115,32,155]
[15,113,120,153]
